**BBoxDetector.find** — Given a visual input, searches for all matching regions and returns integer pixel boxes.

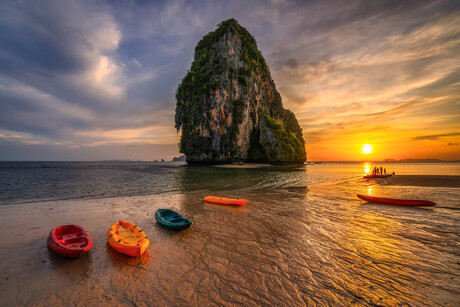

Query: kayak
[363,174,392,178]
[357,194,436,206]
[204,196,247,206]
[155,209,192,231]
[48,225,92,258]
[107,221,149,257]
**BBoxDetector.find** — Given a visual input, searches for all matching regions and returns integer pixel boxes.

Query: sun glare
[362,144,372,154]
[364,164,370,174]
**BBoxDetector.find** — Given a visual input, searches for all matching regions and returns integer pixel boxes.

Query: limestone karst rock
[175,19,306,164]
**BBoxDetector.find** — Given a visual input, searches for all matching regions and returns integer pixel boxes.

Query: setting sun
[362,144,372,154]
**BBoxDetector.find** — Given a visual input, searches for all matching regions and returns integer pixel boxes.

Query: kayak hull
[48,225,92,258]
[107,221,149,257]
[204,196,247,206]
[357,194,436,206]
[155,209,192,231]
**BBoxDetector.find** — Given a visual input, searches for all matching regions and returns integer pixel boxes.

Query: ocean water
[0,161,459,305]
[1,161,459,205]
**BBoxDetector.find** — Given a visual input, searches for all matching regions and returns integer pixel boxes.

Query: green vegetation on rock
[260,109,305,162]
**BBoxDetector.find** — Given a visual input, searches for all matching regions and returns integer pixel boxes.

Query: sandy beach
[1,175,459,306]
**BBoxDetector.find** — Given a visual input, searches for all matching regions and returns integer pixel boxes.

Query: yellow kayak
[107,221,149,256]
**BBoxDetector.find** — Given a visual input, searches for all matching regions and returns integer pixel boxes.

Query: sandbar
[364,175,460,188]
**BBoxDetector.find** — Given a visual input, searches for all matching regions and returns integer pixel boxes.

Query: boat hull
[363,174,392,178]
[357,194,436,206]
[204,196,247,206]
[48,225,92,258]
[155,209,192,231]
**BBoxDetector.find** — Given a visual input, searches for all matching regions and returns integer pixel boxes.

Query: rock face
[175,19,306,164]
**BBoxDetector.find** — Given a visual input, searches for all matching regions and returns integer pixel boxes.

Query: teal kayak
[155,209,192,231]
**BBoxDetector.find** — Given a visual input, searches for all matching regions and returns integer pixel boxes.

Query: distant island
[382,158,460,163]
[175,19,306,165]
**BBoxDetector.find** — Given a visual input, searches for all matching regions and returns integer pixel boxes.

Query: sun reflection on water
[366,185,374,196]
[364,164,371,174]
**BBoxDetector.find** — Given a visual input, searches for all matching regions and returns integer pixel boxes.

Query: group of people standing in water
[372,166,396,176]
[372,166,386,175]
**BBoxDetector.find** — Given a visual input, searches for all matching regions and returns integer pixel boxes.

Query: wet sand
[1,175,459,306]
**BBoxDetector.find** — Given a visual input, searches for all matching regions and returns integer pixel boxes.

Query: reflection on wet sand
[47,247,92,279]
[340,210,411,305]
[106,242,151,266]
[203,201,247,212]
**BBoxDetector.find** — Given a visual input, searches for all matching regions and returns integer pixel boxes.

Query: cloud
[263,2,460,156]
[0,1,162,144]
[0,139,180,161]
[0,0,459,160]
[412,132,460,141]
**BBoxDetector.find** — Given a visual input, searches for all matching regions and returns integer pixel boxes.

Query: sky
[0,0,459,161]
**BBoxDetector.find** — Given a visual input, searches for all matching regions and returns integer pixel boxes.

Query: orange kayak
[107,221,149,257]
[204,196,247,206]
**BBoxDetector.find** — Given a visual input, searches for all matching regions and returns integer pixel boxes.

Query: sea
[0,161,459,305]
[1,161,459,205]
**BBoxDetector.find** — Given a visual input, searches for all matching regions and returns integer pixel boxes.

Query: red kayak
[357,194,436,206]
[48,225,93,258]
[363,174,392,178]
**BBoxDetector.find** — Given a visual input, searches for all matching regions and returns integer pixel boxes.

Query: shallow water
[0,162,459,305]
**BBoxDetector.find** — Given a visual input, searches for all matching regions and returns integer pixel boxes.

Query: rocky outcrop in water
[175,19,306,164]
